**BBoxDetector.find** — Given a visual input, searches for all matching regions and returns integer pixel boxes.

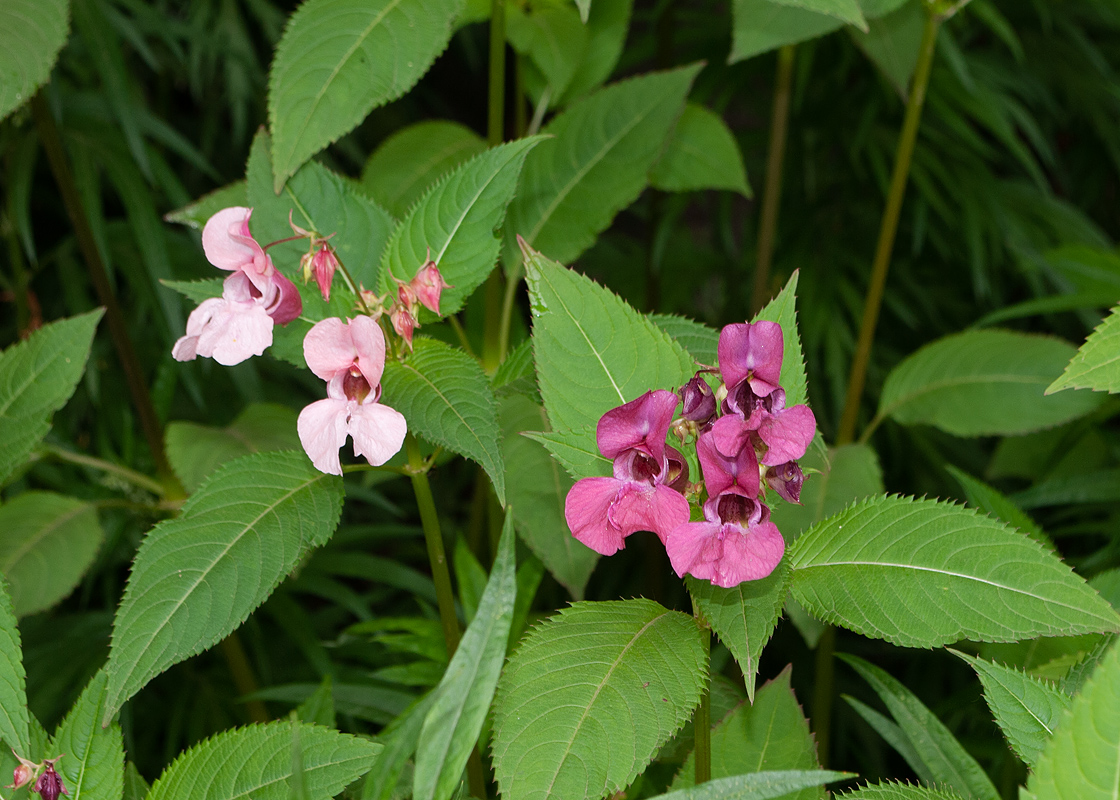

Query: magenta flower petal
[202,207,259,271]
[608,482,691,545]
[758,404,817,466]
[596,390,679,462]
[766,462,805,504]
[350,402,408,466]
[267,270,303,325]
[697,428,759,498]
[349,315,388,387]
[666,519,785,588]
[565,477,628,555]
[297,397,351,475]
[718,321,783,397]
[709,414,752,459]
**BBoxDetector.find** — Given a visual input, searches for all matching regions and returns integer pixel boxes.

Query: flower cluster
[7,753,67,800]
[364,256,451,349]
[564,320,816,588]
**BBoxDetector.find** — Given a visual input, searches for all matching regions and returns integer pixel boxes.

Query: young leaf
[650,315,720,366]
[50,671,124,800]
[166,403,302,493]
[753,271,808,408]
[649,771,850,800]
[0,309,103,485]
[952,651,1071,767]
[650,104,751,197]
[122,763,149,800]
[501,395,599,599]
[771,441,884,541]
[876,330,1104,437]
[492,599,708,800]
[361,121,487,218]
[103,451,344,723]
[1046,305,1120,395]
[414,514,517,800]
[507,64,701,266]
[380,338,505,504]
[558,0,633,104]
[686,565,790,701]
[1027,640,1120,800]
[0,0,69,122]
[267,0,464,189]
[378,137,544,317]
[524,247,694,436]
[164,181,248,230]
[839,654,999,800]
[0,577,29,756]
[671,666,823,797]
[789,495,1120,647]
[850,0,926,98]
[0,492,102,618]
[730,0,843,63]
[837,783,968,800]
[146,721,381,800]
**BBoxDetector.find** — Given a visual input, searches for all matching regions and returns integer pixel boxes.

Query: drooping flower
[678,374,716,426]
[32,758,67,800]
[7,752,38,789]
[172,207,302,365]
[410,260,451,315]
[390,301,417,349]
[301,244,339,301]
[765,461,805,504]
[564,390,690,556]
[297,316,407,475]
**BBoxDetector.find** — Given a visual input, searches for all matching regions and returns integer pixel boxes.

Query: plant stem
[750,44,796,315]
[488,0,506,147]
[30,92,177,487]
[219,633,270,723]
[497,261,521,361]
[692,600,712,785]
[41,444,167,496]
[811,625,837,767]
[836,7,941,445]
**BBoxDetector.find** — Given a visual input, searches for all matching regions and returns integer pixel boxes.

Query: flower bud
[311,245,339,301]
[765,461,805,504]
[7,754,38,790]
[410,260,451,315]
[678,376,716,425]
[33,758,67,800]
[390,303,417,349]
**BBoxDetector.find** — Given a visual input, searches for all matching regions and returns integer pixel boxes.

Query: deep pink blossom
[297,316,407,475]
[666,493,785,588]
[304,245,339,301]
[678,375,716,425]
[710,389,816,466]
[564,391,690,556]
[765,461,805,504]
[718,321,784,400]
[32,759,67,800]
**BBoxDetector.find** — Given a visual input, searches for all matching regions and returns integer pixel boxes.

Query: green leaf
[843,696,930,781]
[492,339,541,403]
[161,278,224,305]
[146,721,381,800]
[850,0,925,98]
[525,247,694,436]
[492,599,708,800]
[752,271,808,409]
[650,771,849,800]
[771,441,884,542]
[501,395,598,599]
[267,0,464,190]
[650,315,719,366]
[0,0,69,122]
[50,671,124,800]
[378,137,544,317]
[0,309,103,485]
[558,0,633,104]
[651,104,751,197]
[1060,635,1118,697]
[877,330,1105,437]
[1046,305,1120,395]
[945,465,1049,549]
[164,181,249,230]
[295,676,335,727]
[380,338,505,502]
[836,783,968,800]
[414,514,516,800]
[507,64,701,266]
[952,651,1071,767]
[671,667,823,798]
[730,0,843,63]
[769,0,866,27]
[0,577,29,756]
[123,763,149,800]
[166,404,303,493]
[0,492,102,618]
[103,451,344,722]
[524,427,612,482]
[1027,639,1120,800]
[1010,469,1120,509]
[507,4,588,100]
[363,693,438,800]
[361,121,487,219]
[789,495,1120,648]
[686,566,790,702]
[839,654,999,800]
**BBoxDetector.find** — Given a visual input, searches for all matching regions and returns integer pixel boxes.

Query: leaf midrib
[0,343,73,417]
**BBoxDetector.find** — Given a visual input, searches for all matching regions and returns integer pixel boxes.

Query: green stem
[488,0,506,147]
[41,444,167,496]
[497,262,521,361]
[30,92,177,488]
[811,625,837,768]
[219,633,270,723]
[836,7,941,445]
[692,600,712,785]
[750,44,796,315]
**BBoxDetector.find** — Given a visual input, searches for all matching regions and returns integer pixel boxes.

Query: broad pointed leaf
[770,0,865,27]
[414,514,516,800]
[851,0,925,97]
[1046,305,1120,395]
[524,427,611,482]
[837,784,968,800]
[558,0,633,104]
[730,0,842,63]
[507,4,588,100]
[161,278,223,305]
[378,137,544,316]
[877,330,1104,437]
[492,599,707,800]
[649,771,850,800]
[789,495,1120,647]
[146,721,381,800]
[268,0,464,189]
[0,492,102,617]
[0,578,28,755]
[0,0,69,122]
[164,181,248,230]
[104,451,344,722]
[50,671,124,800]
[753,271,808,408]
[651,103,751,197]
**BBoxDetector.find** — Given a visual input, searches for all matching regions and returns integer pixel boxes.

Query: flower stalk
[693,599,712,785]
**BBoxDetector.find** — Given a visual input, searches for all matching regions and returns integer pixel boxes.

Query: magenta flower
[710,388,816,466]
[718,321,784,402]
[32,759,67,800]
[297,316,407,475]
[564,390,690,556]
[172,207,303,365]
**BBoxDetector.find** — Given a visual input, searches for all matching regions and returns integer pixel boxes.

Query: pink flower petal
[349,402,408,467]
[697,428,760,498]
[303,317,357,381]
[267,270,303,325]
[759,404,816,466]
[196,300,274,366]
[171,297,224,362]
[718,321,783,397]
[608,482,691,544]
[350,315,387,387]
[596,390,679,462]
[666,520,785,588]
[202,207,259,272]
[297,398,351,475]
[565,477,627,556]
[709,414,752,459]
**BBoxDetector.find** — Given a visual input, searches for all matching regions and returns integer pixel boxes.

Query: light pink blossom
[410,261,451,315]
[297,316,407,475]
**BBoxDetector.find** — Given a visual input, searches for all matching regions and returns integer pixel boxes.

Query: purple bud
[33,760,67,800]
[766,462,805,504]
[679,376,716,425]
[665,445,690,492]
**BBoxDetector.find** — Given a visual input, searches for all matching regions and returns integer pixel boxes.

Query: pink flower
[172,207,303,365]
[718,321,784,402]
[666,493,785,588]
[302,244,339,301]
[410,260,451,315]
[390,302,417,349]
[297,316,407,475]
[564,391,690,556]
[710,389,817,466]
